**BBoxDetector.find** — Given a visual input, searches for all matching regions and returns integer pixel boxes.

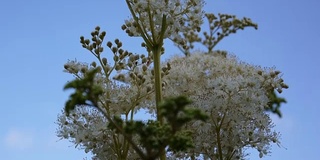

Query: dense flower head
[56,107,141,159]
[63,56,158,114]
[162,51,287,159]
[123,0,205,45]
[58,50,287,159]
[58,51,160,159]
[60,52,156,158]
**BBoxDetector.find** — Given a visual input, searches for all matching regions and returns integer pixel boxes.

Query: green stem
[153,46,163,124]
[146,1,156,43]
[216,113,226,160]
[216,127,223,160]
[125,0,153,48]
[154,14,168,160]
[125,1,168,159]
[153,46,167,160]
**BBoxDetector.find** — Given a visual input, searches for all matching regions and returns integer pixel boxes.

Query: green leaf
[63,68,103,116]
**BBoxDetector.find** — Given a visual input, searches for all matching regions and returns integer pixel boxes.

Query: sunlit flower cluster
[163,51,287,159]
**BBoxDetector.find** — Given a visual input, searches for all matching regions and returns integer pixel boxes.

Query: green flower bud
[80,36,85,43]
[112,47,117,53]
[107,41,112,48]
[121,24,126,30]
[123,51,129,57]
[113,56,119,62]
[127,61,133,68]
[118,49,124,55]
[115,64,121,71]
[117,42,122,48]
[96,66,102,72]
[142,65,147,72]
[100,31,106,39]
[147,86,152,93]
[94,49,100,55]
[85,39,90,45]
[99,47,103,52]
[167,63,171,70]
[134,55,140,60]
[129,55,135,62]
[129,72,136,79]
[142,57,147,63]
[281,83,289,89]
[162,67,167,72]
[80,67,87,73]
[91,61,97,67]
[102,58,107,65]
[114,39,120,44]
[91,31,96,37]
[64,64,69,70]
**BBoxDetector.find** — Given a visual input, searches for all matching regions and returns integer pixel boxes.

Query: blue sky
[0,0,319,159]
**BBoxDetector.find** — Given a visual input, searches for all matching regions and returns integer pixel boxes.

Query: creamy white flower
[58,52,156,159]
[162,51,287,159]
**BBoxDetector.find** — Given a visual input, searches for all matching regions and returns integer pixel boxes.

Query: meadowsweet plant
[162,52,288,159]
[57,0,288,160]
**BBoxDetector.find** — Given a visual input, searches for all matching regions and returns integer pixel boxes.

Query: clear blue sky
[0,0,319,159]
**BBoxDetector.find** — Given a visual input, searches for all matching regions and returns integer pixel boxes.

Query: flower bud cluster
[80,26,106,56]
[163,51,288,159]
[203,13,258,53]
[69,27,162,115]
[174,13,259,56]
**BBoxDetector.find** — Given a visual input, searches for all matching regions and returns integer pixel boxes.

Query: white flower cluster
[58,53,159,159]
[163,51,287,159]
[56,107,141,159]
[57,108,114,159]
[63,54,156,115]
[123,0,204,44]
[58,50,287,159]
[58,50,288,160]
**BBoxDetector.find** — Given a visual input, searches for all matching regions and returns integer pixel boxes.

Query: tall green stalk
[153,45,165,160]
[153,45,163,124]
[125,1,168,159]
[151,14,167,160]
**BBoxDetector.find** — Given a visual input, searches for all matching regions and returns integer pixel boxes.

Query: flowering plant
[57,0,288,159]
